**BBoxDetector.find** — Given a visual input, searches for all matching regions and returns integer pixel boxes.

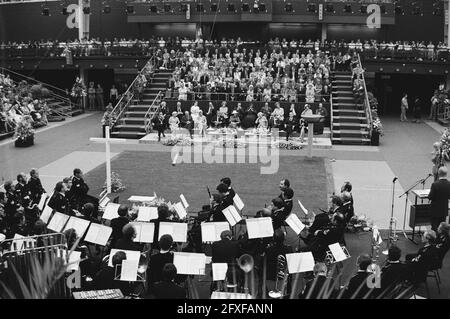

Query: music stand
[399,174,432,243]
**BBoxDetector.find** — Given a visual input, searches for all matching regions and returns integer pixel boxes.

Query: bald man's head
[438,166,448,178]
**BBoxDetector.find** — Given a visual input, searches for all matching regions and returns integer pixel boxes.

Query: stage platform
[139,127,333,149]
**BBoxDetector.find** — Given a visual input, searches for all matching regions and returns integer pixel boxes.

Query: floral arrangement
[103,172,126,193]
[70,78,87,99]
[372,117,383,135]
[101,110,117,127]
[367,91,383,136]
[162,136,194,146]
[347,214,371,233]
[217,139,247,148]
[271,141,303,150]
[437,128,450,161]
[14,115,34,141]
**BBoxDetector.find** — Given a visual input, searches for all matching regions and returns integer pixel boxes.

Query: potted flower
[14,115,35,147]
[103,172,126,193]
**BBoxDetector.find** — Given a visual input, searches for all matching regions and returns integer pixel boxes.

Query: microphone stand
[383,177,398,254]
[398,174,432,243]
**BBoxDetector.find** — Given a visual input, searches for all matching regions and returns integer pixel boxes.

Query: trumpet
[268,254,289,299]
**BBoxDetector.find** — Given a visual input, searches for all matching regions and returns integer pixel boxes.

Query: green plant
[103,171,126,193]
[14,115,34,140]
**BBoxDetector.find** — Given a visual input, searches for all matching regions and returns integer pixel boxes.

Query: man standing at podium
[428,167,450,231]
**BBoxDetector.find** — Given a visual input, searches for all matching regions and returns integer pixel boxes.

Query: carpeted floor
[85,150,330,216]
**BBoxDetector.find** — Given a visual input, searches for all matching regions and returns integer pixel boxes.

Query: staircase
[331,71,371,145]
[110,70,171,139]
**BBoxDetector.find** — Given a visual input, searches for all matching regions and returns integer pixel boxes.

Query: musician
[299,263,330,299]
[265,229,293,291]
[343,254,374,299]
[152,263,186,299]
[220,177,235,199]
[428,166,450,231]
[212,230,241,264]
[4,181,21,220]
[148,235,174,288]
[211,183,234,222]
[110,205,130,248]
[15,173,30,205]
[114,224,141,251]
[71,168,89,211]
[270,197,287,230]
[340,181,354,205]
[151,205,172,249]
[47,182,71,215]
[340,191,354,224]
[27,168,45,205]
[93,251,130,293]
[380,246,408,296]
[436,222,450,265]
[152,112,166,141]
[283,188,294,216]
[309,213,346,261]
[278,179,290,200]
[405,230,439,284]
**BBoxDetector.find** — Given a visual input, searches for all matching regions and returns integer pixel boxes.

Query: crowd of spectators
[0,73,49,135]
[1,37,449,62]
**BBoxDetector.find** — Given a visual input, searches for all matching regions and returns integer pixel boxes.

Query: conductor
[428,166,450,231]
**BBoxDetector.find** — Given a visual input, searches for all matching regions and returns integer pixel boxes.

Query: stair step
[332,137,371,145]
[111,131,147,139]
[333,115,366,120]
[333,109,365,115]
[126,111,148,117]
[333,122,370,128]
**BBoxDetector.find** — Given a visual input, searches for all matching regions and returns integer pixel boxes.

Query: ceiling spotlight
[285,3,293,12]
[227,4,235,12]
[308,4,316,13]
[197,4,204,12]
[242,3,250,12]
[344,4,352,13]
[103,5,111,14]
[126,5,134,14]
[42,7,50,16]
[210,4,218,12]
[326,4,334,13]
[150,5,157,13]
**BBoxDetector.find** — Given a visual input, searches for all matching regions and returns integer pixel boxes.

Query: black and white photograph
[0,0,450,305]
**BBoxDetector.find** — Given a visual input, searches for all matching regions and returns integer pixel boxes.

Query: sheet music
[286,252,315,274]
[130,222,155,243]
[128,195,156,202]
[136,206,158,222]
[119,259,139,282]
[84,223,112,246]
[201,222,230,242]
[47,212,70,233]
[246,217,274,239]
[298,200,309,216]
[173,202,187,219]
[233,193,245,211]
[328,243,350,262]
[158,222,188,242]
[67,251,82,272]
[212,263,228,281]
[173,252,206,275]
[108,249,141,267]
[222,205,242,227]
[180,194,189,208]
[63,217,91,238]
[38,193,48,211]
[40,205,53,224]
[102,203,121,220]
[285,214,306,235]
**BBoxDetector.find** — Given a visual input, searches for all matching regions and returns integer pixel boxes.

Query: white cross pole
[90,127,140,195]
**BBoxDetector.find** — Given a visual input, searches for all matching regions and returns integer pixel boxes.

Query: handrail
[330,92,333,141]
[0,66,70,98]
[110,53,156,116]
[144,91,163,133]
[357,53,373,139]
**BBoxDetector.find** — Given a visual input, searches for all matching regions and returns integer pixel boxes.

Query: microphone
[392,177,398,183]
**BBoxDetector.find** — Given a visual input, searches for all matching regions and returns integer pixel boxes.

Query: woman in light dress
[255,112,268,131]
[190,101,200,123]
[195,110,207,137]
[168,111,180,137]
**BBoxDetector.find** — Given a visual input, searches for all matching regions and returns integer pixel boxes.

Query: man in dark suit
[343,254,374,299]
[27,168,45,205]
[114,224,141,251]
[148,235,174,288]
[152,112,166,141]
[380,245,408,296]
[220,177,236,200]
[299,263,332,299]
[110,205,130,248]
[71,168,89,211]
[406,230,439,284]
[152,263,186,299]
[211,230,241,264]
[428,167,450,231]
[211,183,234,222]
[93,251,130,294]
[47,181,71,215]
[15,173,30,205]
